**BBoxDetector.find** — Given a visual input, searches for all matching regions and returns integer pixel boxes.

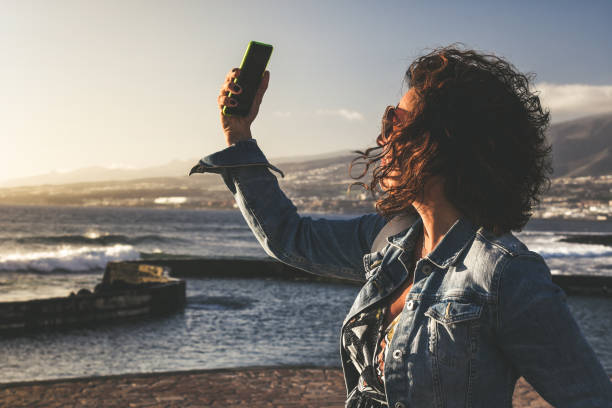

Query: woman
[191,46,612,407]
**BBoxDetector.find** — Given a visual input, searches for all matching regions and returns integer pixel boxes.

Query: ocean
[0,205,611,383]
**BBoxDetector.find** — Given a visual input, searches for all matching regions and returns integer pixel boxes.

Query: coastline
[1,365,588,407]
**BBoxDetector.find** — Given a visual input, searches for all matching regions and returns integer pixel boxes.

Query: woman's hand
[217,68,270,146]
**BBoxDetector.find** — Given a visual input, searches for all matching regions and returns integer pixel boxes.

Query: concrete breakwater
[131,257,612,297]
[134,256,356,284]
[0,263,186,334]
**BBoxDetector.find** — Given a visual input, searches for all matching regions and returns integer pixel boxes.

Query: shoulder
[462,228,529,275]
[475,230,560,326]
[474,227,529,256]
[460,228,559,327]
[475,228,551,281]
[469,227,542,269]
[459,227,550,295]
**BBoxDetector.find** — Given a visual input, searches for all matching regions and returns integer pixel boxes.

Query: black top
[342,302,389,407]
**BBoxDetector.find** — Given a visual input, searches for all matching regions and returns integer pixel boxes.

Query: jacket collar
[387,216,477,269]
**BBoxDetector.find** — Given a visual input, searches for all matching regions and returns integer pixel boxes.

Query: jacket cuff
[188,139,284,177]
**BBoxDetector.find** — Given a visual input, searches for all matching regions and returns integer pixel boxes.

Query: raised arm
[190,68,387,282]
[191,140,385,282]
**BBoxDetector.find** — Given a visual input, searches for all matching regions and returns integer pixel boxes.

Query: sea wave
[0,244,140,272]
[518,232,612,259]
[534,245,612,259]
[2,233,187,247]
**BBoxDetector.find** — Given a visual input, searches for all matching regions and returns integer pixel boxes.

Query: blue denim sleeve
[189,139,285,177]
[497,253,612,407]
[190,140,387,282]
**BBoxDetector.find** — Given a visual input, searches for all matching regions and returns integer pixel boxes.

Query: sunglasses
[376,105,412,147]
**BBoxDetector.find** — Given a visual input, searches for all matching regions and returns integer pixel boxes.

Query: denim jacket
[191,139,612,408]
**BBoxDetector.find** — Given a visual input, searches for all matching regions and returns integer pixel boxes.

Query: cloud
[533,83,612,123]
[316,108,364,121]
[273,111,292,117]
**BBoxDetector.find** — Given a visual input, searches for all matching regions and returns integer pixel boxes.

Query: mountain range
[547,113,612,177]
[2,112,611,189]
[1,151,356,188]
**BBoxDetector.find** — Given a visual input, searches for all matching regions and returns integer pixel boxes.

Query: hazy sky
[2,0,612,182]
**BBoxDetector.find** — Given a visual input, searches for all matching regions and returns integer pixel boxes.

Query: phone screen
[223,41,273,116]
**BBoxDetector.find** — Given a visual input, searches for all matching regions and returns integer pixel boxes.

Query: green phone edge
[222,41,273,117]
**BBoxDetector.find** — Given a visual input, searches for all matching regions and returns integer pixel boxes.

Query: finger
[258,70,270,95]
[217,95,237,109]
[219,81,243,96]
[221,76,238,89]
[225,68,240,82]
[228,82,242,94]
[219,84,242,96]
[219,68,241,94]
[222,69,240,90]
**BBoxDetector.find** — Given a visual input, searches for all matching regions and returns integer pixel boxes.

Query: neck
[412,180,462,257]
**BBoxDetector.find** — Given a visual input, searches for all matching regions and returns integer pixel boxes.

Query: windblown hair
[351,45,551,234]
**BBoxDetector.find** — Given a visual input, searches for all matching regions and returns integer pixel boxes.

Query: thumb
[247,70,270,122]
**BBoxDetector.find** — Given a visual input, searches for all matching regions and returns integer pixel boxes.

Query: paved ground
[0,366,597,407]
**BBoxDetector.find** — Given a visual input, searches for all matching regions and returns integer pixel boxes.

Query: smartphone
[222,41,273,117]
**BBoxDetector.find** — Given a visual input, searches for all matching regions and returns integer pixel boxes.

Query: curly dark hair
[351,45,551,234]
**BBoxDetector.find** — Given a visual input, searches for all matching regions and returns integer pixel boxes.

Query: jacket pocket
[425,301,483,408]
[425,301,482,368]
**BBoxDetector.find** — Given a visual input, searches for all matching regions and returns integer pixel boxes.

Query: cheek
[381,145,394,166]
[379,160,402,190]
[381,154,390,167]
[380,175,400,191]
[380,146,402,174]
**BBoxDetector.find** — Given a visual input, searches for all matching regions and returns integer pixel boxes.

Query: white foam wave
[0,244,140,272]
[154,196,187,205]
[532,245,612,259]
[516,232,612,259]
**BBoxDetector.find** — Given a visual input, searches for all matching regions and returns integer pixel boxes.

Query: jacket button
[406,300,417,310]
[392,349,403,360]
[422,264,432,275]
[395,402,406,408]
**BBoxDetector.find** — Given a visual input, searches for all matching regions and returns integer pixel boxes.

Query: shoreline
[0,365,337,389]
[1,365,590,407]
[1,203,611,223]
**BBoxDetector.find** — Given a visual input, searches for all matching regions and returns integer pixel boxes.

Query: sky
[1,0,612,183]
